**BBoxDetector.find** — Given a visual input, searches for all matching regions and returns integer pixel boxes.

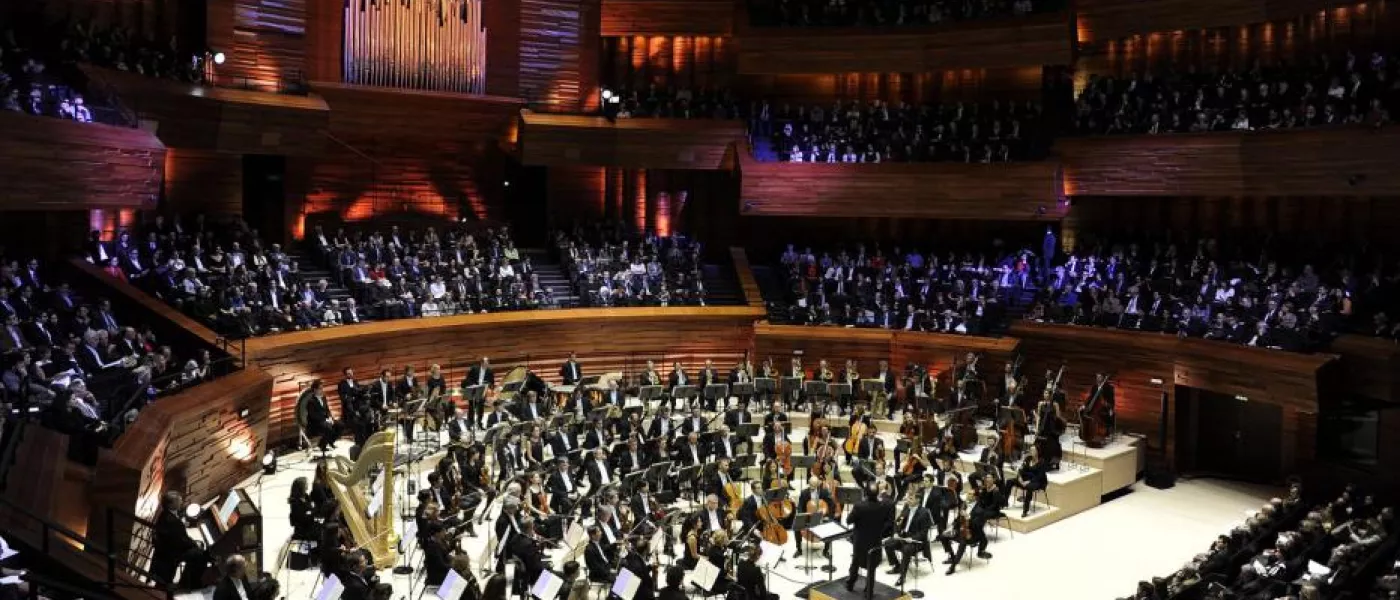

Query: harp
[324,429,400,569]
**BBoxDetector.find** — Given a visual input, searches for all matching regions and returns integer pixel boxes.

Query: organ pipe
[343,0,487,94]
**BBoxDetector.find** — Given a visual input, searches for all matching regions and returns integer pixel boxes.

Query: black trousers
[846,547,879,598]
[469,400,485,427]
[308,419,342,450]
[1009,481,1047,514]
[884,539,931,579]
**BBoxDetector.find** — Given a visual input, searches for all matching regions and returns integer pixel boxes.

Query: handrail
[105,354,242,431]
[0,492,172,598]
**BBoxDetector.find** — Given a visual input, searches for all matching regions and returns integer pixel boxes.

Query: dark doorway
[1178,387,1283,483]
[242,155,287,244]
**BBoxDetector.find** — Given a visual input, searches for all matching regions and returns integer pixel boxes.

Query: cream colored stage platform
[236,407,1262,600]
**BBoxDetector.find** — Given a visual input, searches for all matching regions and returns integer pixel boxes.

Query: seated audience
[749,0,1055,27]
[607,84,744,120]
[1074,50,1399,136]
[557,222,708,307]
[771,242,1026,334]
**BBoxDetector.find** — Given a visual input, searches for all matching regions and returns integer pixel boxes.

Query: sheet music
[217,491,241,529]
[531,570,565,600]
[367,476,385,518]
[758,541,784,568]
[611,568,642,600]
[316,574,345,600]
[808,521,849,539]
[1,534,20,561]
[689,559,720,592]
[437,570,470,600]
[0,576,20,585]
[1307,560,1330,576]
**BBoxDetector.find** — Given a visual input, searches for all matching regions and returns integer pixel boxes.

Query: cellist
[794,476,834,558]
[1033,390,1065,470]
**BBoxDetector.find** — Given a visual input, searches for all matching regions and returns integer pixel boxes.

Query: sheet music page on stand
[316,574,345,600]
[758,541,784,568]
[809,521,849,539]
[437,570,469,600]
[531,570,565,600]
[689,558,720,592]
[611,568,641,600]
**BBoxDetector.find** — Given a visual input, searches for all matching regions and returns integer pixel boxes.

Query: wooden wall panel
[1059,127,1400,197]
[163,149,243,216]
[738,151,1063,220]
[736,12,1074,74]
[519,112,744,169]
[1067,196,1400,247]
[1332,335,1400,403]
[301,83,522,226]
[546,165,609,229]
[600,0,734,36]
[81,66,329,157]
[304,0,342,83]
[0,111,164,211]
[8,0,179,42]
[519,0,600,111]
[602,36,736,91]
[485,0,524,97]
[1076,0,1368,44]
[248,307,765,445]
[207,0,308,92]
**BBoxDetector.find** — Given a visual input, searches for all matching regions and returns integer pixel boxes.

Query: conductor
[844,489,895,599]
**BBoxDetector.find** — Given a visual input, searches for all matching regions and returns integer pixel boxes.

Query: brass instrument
[324,429,400,568]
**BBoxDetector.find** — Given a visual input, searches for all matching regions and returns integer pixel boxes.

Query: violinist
[703,530,733,595]
[494,499,523,569]
[585,448,615,493]
[616,437,646,475]
[630,480,667,531]
[495,433,524,483]
[839,359,860,415]
[585,417,613,450]
[621,538,656,600]
[515,390,549,422]
[647,406,674,442]
[885,493,934,587]
[560,352,583,385]
[1008,452,1049,518]
[547,459,579,512]
[710,425,742,460]
[618,412,644,440]
[421,521,456,587]
[584,526,612,584]
[506,518,548,588]
[795,476,834,558]
[550,426,579,460]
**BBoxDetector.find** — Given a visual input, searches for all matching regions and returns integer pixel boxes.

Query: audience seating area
[1,253,213,447]
[1074,50,1399,135]
[747,0,1055,27]
[1120,484,1397,600]
[555,222,711,307]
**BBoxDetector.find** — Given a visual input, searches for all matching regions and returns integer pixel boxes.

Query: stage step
[1002,501,1063,533]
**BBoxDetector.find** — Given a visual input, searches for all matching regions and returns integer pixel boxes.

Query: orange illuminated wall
[206,0,308,92]
[602,35,733,91]
[88,209,137,241]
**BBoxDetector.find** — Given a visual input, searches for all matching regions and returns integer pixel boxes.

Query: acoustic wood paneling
[601,0,734,36]
[207,0,308,92]
[80,66,329,157]
[546,165,608,229]
[1332,335,1400,403]
[733,69,1045,106]
[602,36,736,91]
[304,0,342,82]
[519,112,743,169]
[1076,0,1365,44]
[1066,196,1400,248]
[729,247,764,308]
[11,0,179,42]
[163,149,243,216]
[247,307,765,445]
[1059,126,1400,197]
[301,83,523,224]
[0,111,164,211]
[484,0,523,97]
[737,150,1063,220]
[736,12,1074,74]
[519,0,600,111]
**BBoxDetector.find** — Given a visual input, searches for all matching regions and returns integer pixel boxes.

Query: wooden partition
[1060,126,1400,197]
[735,12,1074,74]
[729,247,765,308]
[1331,335,1400,403]
[248,306,765,445]
[601,0,735,36]
[1075,0,1363,44]
[737,150,1063,220]
[518,112,744,169]
[1008,322,1333,473]
[0,111,164,210]
[80,66,330,157]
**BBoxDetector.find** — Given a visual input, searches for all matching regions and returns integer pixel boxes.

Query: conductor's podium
[809,579,912,600]
[957,427,1144,534]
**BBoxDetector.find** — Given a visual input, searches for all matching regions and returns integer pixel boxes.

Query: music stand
[828,383,852,403]
[791,512,821,573]
[754,377,776,404]
[672,386,699,411]
[646,461,672,487]
[829,425,850,441]
[464,384,487,408]
[735,453,757,469]
[860,379,885,404]
[731,382,755,407]
[736,423,760,440]
[703,384,729,410]
[791,454,816,480]
[677,465,702,502]
[779,377,802,408]
[623,470,645,496]
[803,381,828,410]
[638,385,663,410]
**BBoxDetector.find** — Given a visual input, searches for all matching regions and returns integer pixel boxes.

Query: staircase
[521,249,580,308]
[289,251,357,308]
[700,264,744,306]
[750,136,780,162]
[750,265,793,322]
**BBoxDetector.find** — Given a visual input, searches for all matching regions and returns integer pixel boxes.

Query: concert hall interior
[4,0,1400,599]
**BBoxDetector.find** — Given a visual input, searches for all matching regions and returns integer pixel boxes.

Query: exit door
[1190,393,1282,483]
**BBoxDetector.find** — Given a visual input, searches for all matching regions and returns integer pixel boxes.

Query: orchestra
[285,350,1109,600]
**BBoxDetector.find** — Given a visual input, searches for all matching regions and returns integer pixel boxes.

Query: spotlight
[504,181,511,188]
[184,502,201,520]
[601,89,613,101]
[1148,377,1164,385]
[261,451,277,475]
[213,52,226,65]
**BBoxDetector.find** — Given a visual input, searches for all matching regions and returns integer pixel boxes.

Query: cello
[1078,372,1113,448]
[997,374,1028,460]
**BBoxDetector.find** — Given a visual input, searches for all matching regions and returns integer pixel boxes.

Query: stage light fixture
[608,95,620,104]
[601,89,613,101]
[1149,377,1164,385]
[213,52,226,65]
[184,503,201,520]
[262,451,277,475]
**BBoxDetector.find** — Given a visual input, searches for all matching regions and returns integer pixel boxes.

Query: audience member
[608,84,743,119]
[749,0,1056,27]
[556,221,708,307]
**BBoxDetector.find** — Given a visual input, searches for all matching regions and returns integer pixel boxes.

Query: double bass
[997,374,1029,460]
[1078,373,1113,449]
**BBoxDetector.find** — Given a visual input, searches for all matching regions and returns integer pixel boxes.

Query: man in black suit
[709,425,741,460]
[698,359,721,410]
[884,494,934,587]
[621,538,655,600]
[666,361,689,391]
[1008,453,1049,518]
[583,526,612,583]
[421,523,455,586]
[336,367,362,416]
[615,438,646,475]
[338,552,372,600]
[646,407,674,441]
[845,490,894,597]
[300,379,341,451]
[370,369,394,415]
[151,491,203,589]
[795,476,834,558]
[547,459,579,512]
[463,357,495,427]
[681,406,706,435]
[515,390,549,422]
[560,352,583,385]
[737,481,765,530]
[724,405,753,431]
[211,554,251,600]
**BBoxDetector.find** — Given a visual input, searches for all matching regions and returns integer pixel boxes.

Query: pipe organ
[343,0,488,94]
